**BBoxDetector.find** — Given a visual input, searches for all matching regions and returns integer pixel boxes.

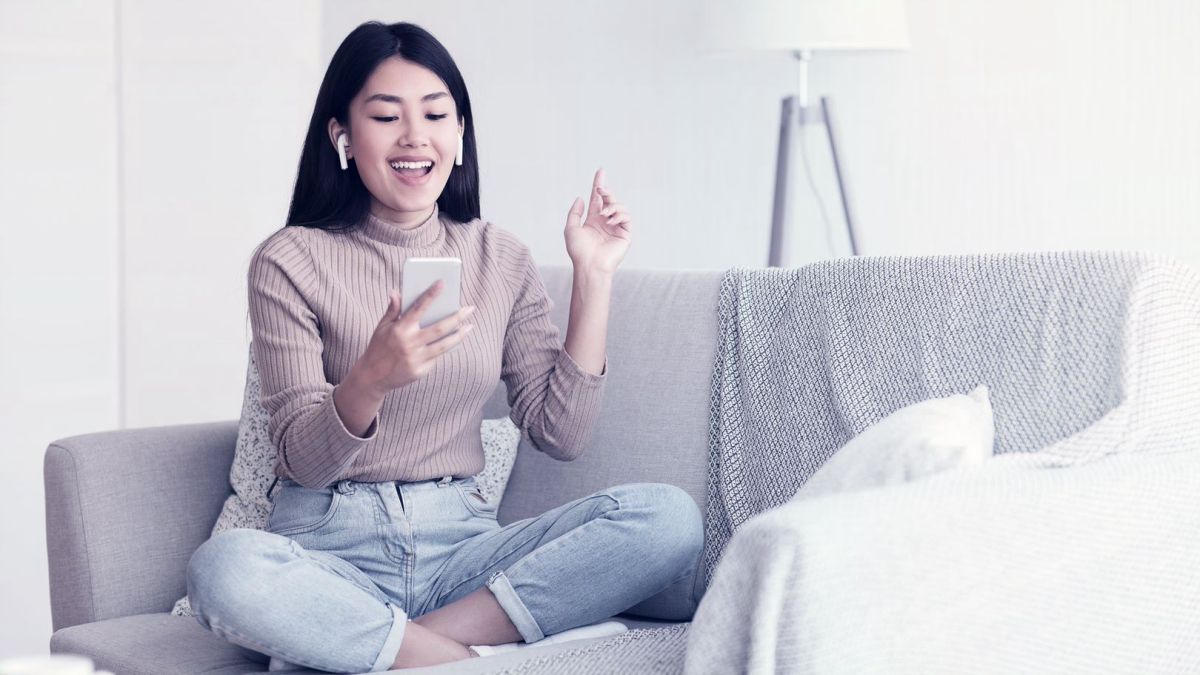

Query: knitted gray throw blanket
[700,251,1200,590]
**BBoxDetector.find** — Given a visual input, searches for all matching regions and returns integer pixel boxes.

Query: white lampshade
[702,0,911,52]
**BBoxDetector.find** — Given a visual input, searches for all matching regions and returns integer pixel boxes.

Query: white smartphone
[401,257,462,329]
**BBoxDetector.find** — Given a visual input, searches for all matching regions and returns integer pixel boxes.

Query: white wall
[813,0,1200,270]
[3,0,1200,659]
[0,0,120,657]
[325,0,1200,271]
[0,0,321,658]
[120,1,322,427]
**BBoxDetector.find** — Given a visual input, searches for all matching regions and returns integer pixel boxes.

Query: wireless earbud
[336,133,350,171]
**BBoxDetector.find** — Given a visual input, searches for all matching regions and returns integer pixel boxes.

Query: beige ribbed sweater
[248,203,608,488]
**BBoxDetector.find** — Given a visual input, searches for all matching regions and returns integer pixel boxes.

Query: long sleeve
[247,232,379,488]
[501,246,608,461]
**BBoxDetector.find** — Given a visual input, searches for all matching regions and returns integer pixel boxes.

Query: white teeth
[390,160,433,170]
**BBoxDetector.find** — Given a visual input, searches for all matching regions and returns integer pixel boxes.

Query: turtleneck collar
[360,203,445,248]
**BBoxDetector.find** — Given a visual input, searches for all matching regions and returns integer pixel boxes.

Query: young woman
[185,20,703,672]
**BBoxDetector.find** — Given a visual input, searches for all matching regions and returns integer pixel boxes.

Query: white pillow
[172,347,521,618]
[794,384,995,500]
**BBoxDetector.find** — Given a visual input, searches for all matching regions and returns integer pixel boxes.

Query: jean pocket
[453,481,498,518]
[267,483,343,536]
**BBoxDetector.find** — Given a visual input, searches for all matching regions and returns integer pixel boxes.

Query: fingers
[607,213,631,231]
[426,321,475,357]
[399,279,444,325]
[599,200,626,219]
[565,196,584,230]
[382,288,403,322]
[417,304,476,347]
[587,168,605,218]
[596,191,630,229]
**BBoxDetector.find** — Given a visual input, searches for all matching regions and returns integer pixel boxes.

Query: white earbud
[455,132,463,166]
[336,133,350,170]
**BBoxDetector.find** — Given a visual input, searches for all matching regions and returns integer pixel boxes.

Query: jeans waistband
[268,475,466,499]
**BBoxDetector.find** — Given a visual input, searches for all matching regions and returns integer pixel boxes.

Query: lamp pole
[767,51,860,267]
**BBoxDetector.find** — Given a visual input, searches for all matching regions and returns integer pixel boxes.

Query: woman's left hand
[564,168,631,275]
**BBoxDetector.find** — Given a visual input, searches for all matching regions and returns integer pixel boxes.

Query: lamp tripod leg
[768,96,795,267]
[821,96,860,256]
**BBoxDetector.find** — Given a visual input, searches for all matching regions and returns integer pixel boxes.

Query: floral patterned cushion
[172,346,520,617]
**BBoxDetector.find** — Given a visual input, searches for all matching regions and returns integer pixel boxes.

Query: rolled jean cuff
[486,571,545,643]
[370,602,409,672]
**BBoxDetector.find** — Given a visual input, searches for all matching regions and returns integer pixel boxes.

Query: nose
[397,110,430,147]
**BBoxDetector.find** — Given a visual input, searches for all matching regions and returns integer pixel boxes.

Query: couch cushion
[51,613,267,675]
[51,613,685,674]
[794,384,995,499]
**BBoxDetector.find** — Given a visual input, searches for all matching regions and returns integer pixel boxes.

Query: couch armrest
[685,448,1200,674]
[44,421,238,631]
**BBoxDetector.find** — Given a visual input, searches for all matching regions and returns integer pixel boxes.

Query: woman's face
[332,57,462,227]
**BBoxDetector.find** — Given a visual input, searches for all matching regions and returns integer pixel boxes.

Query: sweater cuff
[279,392,379,488]
[289,390,379,478]
[325,385,380,442]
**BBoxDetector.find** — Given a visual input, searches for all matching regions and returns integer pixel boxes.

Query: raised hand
[564,168,632,274]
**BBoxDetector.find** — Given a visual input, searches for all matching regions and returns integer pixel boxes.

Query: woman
[185,20,703,673]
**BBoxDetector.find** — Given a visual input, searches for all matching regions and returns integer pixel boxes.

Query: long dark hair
[285,21,480,231]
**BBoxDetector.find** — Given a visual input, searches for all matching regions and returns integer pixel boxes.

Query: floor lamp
[701,0,910,266]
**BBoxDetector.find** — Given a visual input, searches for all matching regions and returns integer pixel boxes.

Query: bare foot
[390,619,474,669]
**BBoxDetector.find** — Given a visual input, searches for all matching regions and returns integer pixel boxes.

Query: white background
[3,0,1198,657]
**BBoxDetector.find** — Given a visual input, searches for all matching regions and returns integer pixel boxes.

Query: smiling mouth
[389,161,434,176]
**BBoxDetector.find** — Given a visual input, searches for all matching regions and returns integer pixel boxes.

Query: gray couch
[47,253,1200,674]
[45,266,721,674]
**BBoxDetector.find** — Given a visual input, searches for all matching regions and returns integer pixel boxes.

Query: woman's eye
[370,115,448,122]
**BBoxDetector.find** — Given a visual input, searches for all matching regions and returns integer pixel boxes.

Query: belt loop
[335,479,356,495]
[436,475,453,487]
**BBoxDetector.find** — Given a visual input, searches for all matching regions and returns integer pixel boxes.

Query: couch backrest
[491,266,723,527]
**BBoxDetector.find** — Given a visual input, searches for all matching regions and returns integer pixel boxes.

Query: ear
[327,117,349,157]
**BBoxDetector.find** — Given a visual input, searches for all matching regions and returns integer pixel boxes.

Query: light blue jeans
[186,475,703,673]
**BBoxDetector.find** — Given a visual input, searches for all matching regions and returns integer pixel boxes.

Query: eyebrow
[364,92,449,104]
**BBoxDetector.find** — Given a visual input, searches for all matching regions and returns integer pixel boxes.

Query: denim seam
[486,570,545,643]
[501,493,621,583]
[286,539,389,605]
[375,490,407,567]
[434,492,621,612]
[406,488,416,604]
[432,534,545,608]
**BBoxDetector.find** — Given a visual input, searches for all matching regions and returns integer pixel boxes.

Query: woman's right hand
[353,280,476,395]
